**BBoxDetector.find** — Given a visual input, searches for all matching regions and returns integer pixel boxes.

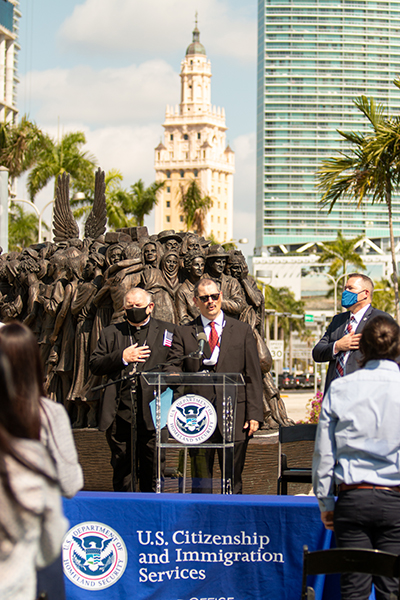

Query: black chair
[277,423,317,495]
[302,545,400,600]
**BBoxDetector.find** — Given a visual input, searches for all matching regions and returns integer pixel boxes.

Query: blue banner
[62,492,333,600]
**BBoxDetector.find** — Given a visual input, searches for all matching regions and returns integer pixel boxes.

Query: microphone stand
[91,352,203,493]
[128,363,138,493]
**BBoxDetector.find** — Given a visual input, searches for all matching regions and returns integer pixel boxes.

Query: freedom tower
[256,0,400,254]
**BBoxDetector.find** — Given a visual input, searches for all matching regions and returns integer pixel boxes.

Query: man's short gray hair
[123,287,153,306]
[347,273,374,297]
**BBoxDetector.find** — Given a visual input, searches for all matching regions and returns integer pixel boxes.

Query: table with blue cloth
[62,492,339,600]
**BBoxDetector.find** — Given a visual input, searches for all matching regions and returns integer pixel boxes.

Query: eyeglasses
[197,293,220,303]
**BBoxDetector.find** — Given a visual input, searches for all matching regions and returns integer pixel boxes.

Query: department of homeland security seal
[62,521,128,590]
[167,394,217,444]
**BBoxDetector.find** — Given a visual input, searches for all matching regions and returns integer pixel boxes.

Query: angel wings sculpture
[53,168,107,243]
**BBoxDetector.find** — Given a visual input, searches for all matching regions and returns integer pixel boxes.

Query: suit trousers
[334,488,400,600]
[106,414,164,492]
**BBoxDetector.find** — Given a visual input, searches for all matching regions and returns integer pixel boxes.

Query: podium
[142,372,245,494]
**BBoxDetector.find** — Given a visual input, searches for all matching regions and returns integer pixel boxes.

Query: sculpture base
[72,429,314,495]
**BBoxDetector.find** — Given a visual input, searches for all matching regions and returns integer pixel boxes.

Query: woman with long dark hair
[0,322,83,600]
[0,349,68,599]
[0,321,83,497]
[313,315,400,600]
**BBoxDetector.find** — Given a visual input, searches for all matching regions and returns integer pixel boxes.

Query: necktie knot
[347,315,356,333]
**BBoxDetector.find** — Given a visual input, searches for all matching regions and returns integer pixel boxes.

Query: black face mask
[125,305,148,324]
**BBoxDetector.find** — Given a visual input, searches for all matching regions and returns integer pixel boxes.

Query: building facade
[0,0,19,124]
[256,0,400,254]
[154,25,234,242]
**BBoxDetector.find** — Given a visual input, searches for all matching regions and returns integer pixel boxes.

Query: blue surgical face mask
[341,289,364,309]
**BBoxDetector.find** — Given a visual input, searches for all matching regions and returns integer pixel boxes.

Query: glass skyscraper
[256,0,400,253]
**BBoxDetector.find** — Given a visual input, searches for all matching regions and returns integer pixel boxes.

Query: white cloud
[86,124,161,185]
[59,0,256,63]
[20,60,178,127]
[31,122,160,188]
[16,122,161,237]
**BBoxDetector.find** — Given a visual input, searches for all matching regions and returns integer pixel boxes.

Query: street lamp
[11,198,55,243]
[325,272,349,315]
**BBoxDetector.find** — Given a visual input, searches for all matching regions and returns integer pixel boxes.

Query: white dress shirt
[200,311,225,366]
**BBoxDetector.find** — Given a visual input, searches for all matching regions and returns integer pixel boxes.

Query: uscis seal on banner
[167,394,217,444]
[62,521,128,590]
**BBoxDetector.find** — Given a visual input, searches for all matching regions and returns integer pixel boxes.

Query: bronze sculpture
[204,245,245,318]
[175,252,205,324]
[2,169,293,431]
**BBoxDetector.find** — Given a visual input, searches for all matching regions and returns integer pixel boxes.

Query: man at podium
[167,278,263,493]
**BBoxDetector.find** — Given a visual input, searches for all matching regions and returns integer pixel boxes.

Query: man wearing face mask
[90,287,175,492]
[313,273,392,395]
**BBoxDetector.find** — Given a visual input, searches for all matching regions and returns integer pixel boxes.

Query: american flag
[163,330,173,347]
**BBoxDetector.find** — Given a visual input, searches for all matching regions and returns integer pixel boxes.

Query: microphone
[190,332,207,358]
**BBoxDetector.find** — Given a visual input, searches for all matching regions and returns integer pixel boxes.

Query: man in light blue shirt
[313,315,400,600]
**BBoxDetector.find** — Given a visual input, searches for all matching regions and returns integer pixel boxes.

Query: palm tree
[129,179,165,227]
[264,284,305,341]
[178,179,212,234]
[371,278,396,315]
[27,131,97,202]
[0,117,47,180]
[317,95,400,322]
[317,232,366,305]
[8,203,48,251]
[72,169,133,230]
[318,232,365,278]
[72,173,164,230]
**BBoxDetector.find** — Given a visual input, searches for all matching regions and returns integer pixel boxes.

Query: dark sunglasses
[197,293,220,303]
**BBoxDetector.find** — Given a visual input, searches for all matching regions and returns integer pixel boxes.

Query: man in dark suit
[90,287,174,492]
[166,278,263,493]
[313,273,391,394]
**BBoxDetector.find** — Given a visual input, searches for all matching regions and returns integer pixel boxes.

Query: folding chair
[277,423,317,495]
[301,545,400,600]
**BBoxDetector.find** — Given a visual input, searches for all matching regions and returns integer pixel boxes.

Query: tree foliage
[130,179,165,227]
[318,232,366,278]
[317,231,366,302]
[0,116,47,180]
[317,94,400,322]
[27,131,97,202]
[179,179,212,234]
[8,203,48,251]
[371,278,396,315]
[263,284,305,341]
[71,172,164,231]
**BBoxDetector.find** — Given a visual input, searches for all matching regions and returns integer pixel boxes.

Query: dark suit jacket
[312,305,391,394]
[89,318,175,431]
[166,315,264,441]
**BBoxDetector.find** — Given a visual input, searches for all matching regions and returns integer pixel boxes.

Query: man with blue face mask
[312,273,392,394]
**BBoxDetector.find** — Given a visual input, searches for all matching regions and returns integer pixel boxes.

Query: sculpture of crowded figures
[0,171,290,430]
[226,250,293,428]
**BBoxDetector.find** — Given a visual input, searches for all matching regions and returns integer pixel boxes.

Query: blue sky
[17,0,258,252]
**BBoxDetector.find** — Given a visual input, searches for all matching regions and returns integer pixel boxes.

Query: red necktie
[209,321,218,354]
[336,315,356,377]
